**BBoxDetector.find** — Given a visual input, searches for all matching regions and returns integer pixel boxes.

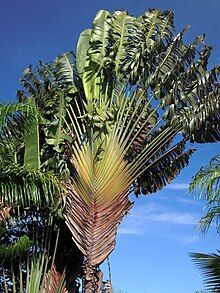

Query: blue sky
[1,0,220,292]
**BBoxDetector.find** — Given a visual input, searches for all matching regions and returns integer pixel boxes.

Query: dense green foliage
[0,7,220,292]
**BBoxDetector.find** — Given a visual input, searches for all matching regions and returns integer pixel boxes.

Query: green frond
[55,51,78,88]
[197,205,220,234]
[0,103,30,139]
[20,61,56,100]
[82,10,112,100]
[24,98,40,169]
[111,10,135,75]
[122,9,175,83]
[0,214,77,292]
[0,236,32,266]
[171,89,220,142]
[134,140,195,195]
[76,29,91,78]
[189,154,220,233]
[189,154,220,201]
[0,164,61,209]
[44,90,71,153]
[191,251,220,292]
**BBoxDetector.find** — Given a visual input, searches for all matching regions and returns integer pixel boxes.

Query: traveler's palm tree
[1,8,220,292]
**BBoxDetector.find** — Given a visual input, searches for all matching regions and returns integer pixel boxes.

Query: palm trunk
[83,264,103,293]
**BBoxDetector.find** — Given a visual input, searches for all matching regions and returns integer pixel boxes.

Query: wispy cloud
[165,183,189,190]
[118,202,199,243]
[181,235,198,244]
[118,226,141,235]
[153,212,197,225]
[175,196,200,206]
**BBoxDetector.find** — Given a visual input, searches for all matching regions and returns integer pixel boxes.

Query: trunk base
[83,264,103,293]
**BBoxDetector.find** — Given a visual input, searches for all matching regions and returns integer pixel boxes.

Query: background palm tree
[0,8,220,293]
[0,74,84,291]
[190,154,220,292]
[189,154,220,233]
[191,251,220,292]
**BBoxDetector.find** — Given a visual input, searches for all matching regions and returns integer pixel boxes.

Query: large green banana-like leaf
[55,52,75,86]
[76,29,91,78]
[24,98,40,169]
[82,10,111,100]
[171,89,220,142]
[122,9,175,82]
[111,11,134,75]
[45,90,70,153]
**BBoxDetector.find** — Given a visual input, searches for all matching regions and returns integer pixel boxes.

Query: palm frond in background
[191,252,220,292]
